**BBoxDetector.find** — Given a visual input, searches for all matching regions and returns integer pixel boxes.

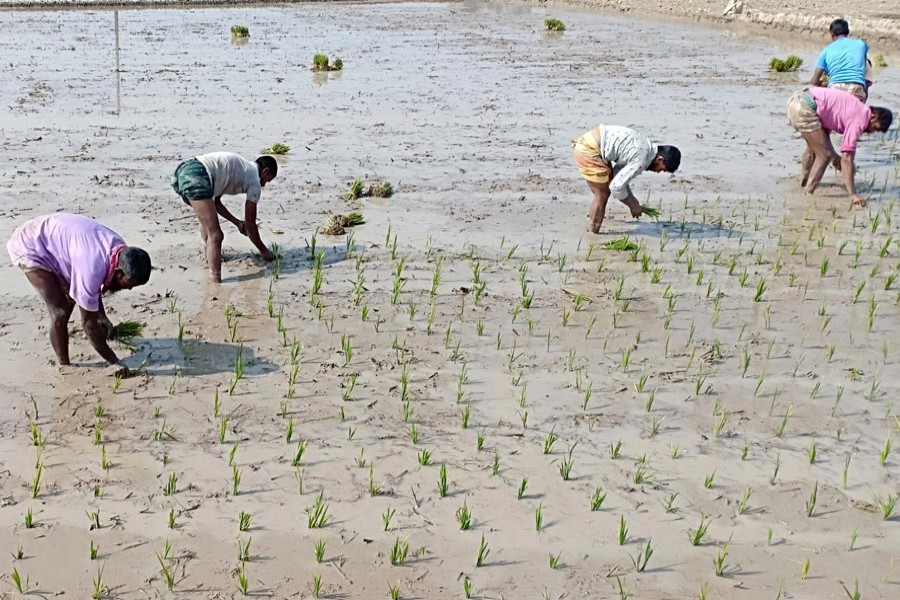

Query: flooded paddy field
[0,2,899,598]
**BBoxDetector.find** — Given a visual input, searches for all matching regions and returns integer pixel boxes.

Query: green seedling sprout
[389,536,410,566]
[690,516,711,546]
[476,534,490,567]
[590,487,607,511]
[806,481,818,517]
[618,516,629,545]
[559,443,576,480]
[238,511,252,532]
[544,17,565,31]
[307,492,329,528]
[437,462,449,498]
[382,507,395,532]
[630,539,654,573]
[457,502,472,531]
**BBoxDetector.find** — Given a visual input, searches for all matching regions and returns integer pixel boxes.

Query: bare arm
[81,308,122,365]
[841,152,866,206]
[810,67,826,87]
[214,196,243,231]
[243,201,274,260]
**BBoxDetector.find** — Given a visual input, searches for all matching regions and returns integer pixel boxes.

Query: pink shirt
[808,86,871,153]
[6,213,124,312]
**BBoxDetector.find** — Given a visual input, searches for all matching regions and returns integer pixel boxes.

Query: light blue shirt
[816,37,869,86]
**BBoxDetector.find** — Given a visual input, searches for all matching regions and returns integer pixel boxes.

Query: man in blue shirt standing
[810,19,870,102]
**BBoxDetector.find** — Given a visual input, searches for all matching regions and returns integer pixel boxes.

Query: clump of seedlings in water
[313,54,343,71]
[261,142,290,155]
[544,18,565,31]
[231,25,249,38]
[769,55,803,72]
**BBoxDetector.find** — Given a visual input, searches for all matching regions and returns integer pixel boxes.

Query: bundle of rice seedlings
[312,54,343,72]
[111,320,144,341]
[368,181,393,198]
[601,237,640,251]
[231,25,250,38]
[873,54,887,68]
[313,54,330,71]
[321,213,365,236]
[769,55,803,72]
[345,179,365,201]
[545,18,566,32]
[262,143,290,155]
[640,205,661,219]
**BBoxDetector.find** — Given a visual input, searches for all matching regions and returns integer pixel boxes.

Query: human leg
[587,180,611,233]
[801,130,835,194]
[190,199,224,282]
[24,269,75,364]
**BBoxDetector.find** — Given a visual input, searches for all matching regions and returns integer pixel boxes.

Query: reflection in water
[313,70,343,87]
[231,36,250,47]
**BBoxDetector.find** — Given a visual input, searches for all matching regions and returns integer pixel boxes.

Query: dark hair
[870,107,893,132]
[120,247,152,285]
[657,145,681,173]
[830,19,850,37]
[256,155,278,177]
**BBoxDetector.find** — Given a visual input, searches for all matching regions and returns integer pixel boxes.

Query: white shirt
[196,152,262,203]
[597,126,657,201]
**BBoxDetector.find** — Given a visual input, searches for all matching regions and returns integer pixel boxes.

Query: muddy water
[0,0,898,308]
[2,1,896,224]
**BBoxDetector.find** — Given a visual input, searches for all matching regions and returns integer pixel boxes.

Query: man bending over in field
[786,86,892,207]
[572,125,681,233]
[7,213,152,375]
[171,152,278,282]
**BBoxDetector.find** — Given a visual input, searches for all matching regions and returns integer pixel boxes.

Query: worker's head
[649,145,681,173]
[256,155,279,187]
[109,247,152,291]
[867,107,893,133]
[830,19,850,39]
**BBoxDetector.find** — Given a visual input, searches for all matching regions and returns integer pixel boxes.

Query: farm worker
[7,213,152,375]
[786,86,892,206]
[171,152,278,282]
[810,19,870,102]
[572,125,681,233]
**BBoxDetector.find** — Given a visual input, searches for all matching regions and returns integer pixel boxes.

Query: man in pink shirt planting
[7,213,152,375]
[786,86,892,207]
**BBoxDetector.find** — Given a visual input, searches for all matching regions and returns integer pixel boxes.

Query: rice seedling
[231,24,249,37]
[437,462,449,497]
[390,536,410,566]
[31,462,43,498]
[157,551,175,591]
[775,403,794,437]
[610,440,623,459]
[589,487,607,511]
[87,509,101,529]
[840,578,862,600]
[463,577,472,599]
[713,536,732,577]
[880,436,892,466]
[703,469,716,489]
[24,508,33,529]
[805,481,818,517]
[689,516,711,546]
[389,583,401,600]
[630,539,654,573]
[559,443,576,480]
[306,492,329,528]
[168,508,176,529]
[476,534,490,567]
[236,563,249,595]
[662,493,678,513]
[618,516,629,545]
